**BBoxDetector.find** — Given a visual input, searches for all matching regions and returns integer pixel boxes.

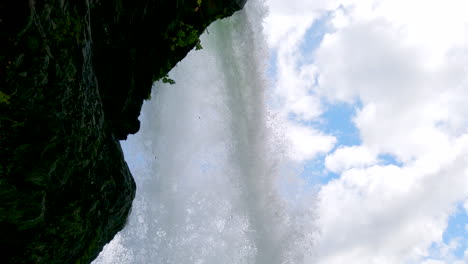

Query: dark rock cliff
[0,0,244,263]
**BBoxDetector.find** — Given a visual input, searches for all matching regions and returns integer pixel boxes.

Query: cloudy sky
[262,0,468,263]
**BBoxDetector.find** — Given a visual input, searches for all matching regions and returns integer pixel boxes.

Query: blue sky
[443,203,468,258]
[264,0,468,262]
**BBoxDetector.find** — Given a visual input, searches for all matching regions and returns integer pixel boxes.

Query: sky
[262,0,468,263]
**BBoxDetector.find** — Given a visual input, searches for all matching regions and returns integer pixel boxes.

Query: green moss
[166,21,202,51]
[50,13,85,48]
[195,40,203,50]
[0,91,10,105]
[161,75,176,84]
[152,72,176,85]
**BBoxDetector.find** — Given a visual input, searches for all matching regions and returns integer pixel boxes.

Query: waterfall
[94,1,315,263]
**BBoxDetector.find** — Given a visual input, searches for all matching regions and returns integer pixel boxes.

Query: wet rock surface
[0,0,243,263]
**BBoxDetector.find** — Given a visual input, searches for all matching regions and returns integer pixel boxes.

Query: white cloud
[422,260,445,264]
[264,0,468,263]
[325,145,377,173]
[285,122,336,162]
[313,144,468,263]
[266,0,339,16]
[264,0,343,125]
[269,20,323,123]
[273,59,322,121]
[263,14,315,50]
[313,13,468,161]
[264,0,342,48]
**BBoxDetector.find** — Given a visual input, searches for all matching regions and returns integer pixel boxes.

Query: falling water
[94,1,315,263]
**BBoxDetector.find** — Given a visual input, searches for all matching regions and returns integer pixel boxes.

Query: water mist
[94,1,316,263]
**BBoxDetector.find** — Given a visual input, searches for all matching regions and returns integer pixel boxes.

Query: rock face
[0,0,244,263]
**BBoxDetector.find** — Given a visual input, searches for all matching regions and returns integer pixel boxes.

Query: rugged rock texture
[92,0,246,140]
[0,0,244,263]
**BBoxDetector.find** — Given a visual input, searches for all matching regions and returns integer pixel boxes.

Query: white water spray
[94,1,316,263]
